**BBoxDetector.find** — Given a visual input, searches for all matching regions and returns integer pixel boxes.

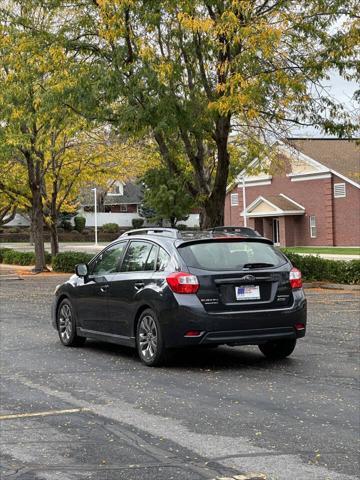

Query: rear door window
[121,241,155,272]
[178,241,286,271]
[156,247,174,272]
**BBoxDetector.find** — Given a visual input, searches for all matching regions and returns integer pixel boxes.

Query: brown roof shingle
[287,138,360,184]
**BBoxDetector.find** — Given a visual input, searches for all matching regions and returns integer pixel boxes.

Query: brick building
[225,139,360,246]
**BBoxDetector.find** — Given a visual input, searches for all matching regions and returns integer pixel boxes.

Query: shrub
[74,216,86,233]
[282,250,360,285]
[176,223,187,230]
[62,220,73,231]
[52,251,94,273]
[0,249,51,266]
[0,248,12,263]
[102,223,119,233]
[132,218,144,229]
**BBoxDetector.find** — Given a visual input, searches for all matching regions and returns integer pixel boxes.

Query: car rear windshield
[178,241,286,271]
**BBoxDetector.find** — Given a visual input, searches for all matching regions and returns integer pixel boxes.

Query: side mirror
[75,263,88,277]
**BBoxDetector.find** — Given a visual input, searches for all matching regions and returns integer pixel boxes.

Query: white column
[92,188,98,246]
[242,176,247,227]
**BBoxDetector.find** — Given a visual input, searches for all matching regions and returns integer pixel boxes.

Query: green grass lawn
[283,247,360,255]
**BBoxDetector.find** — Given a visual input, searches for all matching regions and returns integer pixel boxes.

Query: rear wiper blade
[243,262,275,268]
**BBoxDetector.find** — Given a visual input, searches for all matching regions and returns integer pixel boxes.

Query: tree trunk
[31,190,47,272]
[49,219,59,256]
[29,228,34,245]
[200,115,231,229]
[200,197,226,229]
[49,186,59,256]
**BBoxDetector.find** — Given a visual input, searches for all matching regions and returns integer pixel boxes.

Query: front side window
[92,242,127,276]
[178,241,286,271]
[121,241,155,272]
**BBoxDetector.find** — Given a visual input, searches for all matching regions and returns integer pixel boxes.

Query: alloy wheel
[138,315,158,361]
[58,304,72,343]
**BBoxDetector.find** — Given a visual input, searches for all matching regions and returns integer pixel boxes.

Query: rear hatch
[177,238,293,312]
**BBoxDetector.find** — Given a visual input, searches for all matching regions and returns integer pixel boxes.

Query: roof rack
[208,226,261,237]
[120,227,180,238]
[120,226,263,240]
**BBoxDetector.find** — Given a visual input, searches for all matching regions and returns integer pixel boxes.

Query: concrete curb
[0,275,23,281]
[303,282,360,291]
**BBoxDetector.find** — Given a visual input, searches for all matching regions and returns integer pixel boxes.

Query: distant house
[80,180,200,228]
[225,138,360,246]
[79,181,143,227]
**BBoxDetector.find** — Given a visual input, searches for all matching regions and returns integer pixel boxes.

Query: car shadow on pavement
[82,340,295,371]
[165,346,295,371]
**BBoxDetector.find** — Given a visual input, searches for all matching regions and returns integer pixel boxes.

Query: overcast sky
[291,70,359,137]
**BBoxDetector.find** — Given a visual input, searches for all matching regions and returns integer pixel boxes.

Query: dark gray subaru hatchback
[52,228,307,366]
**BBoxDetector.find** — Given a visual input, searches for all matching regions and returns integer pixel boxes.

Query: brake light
[166,272,199,294]
[290,267,302,289]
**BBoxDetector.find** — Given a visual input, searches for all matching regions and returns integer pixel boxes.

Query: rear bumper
[159,289,307,348]
[201,326,299,346]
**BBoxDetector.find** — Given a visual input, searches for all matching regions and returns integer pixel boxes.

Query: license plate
[235,285,260,300]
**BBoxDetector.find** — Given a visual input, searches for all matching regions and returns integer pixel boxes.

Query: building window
[334,183,346,198]
[309,216,317,238]
[231,193,239,206]
[108,182,124,196]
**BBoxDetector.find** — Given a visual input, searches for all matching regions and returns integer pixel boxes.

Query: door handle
[100,285,109,293]
[134,282,145,290]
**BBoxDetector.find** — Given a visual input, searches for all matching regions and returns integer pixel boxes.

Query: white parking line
[216,474,267,480]
[0,407,91,420]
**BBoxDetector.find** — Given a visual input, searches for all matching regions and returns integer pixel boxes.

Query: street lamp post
[241,176,247,227]
[92,187,98,246]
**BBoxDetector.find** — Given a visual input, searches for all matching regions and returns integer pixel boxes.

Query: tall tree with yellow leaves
[0,3,156,268]
[51,0,358,227]
[2,0,358,234]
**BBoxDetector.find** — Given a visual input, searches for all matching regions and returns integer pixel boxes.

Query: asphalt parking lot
[0,275,359,480]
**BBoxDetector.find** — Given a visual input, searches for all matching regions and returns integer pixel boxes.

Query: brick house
[225,139,360,246]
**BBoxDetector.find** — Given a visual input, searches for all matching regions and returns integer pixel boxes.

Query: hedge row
[0,248,51,266]
[283,250,360,285]
[51,252,94,273]
[0,248,92,271]
[1,247,359,283]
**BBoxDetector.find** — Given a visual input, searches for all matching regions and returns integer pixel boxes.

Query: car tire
[57,299,86,347]
[136,309,166,367]
[258,339,296,359]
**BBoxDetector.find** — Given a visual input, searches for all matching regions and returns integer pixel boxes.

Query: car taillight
[166,272,199,294]
[290,267,302,289]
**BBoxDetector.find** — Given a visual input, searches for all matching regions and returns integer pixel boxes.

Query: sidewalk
[0,242,104,254]
[298,252,360,261]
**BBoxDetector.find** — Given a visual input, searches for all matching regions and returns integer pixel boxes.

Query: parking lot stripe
[215,474,267,480]
[0,407,91,420]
